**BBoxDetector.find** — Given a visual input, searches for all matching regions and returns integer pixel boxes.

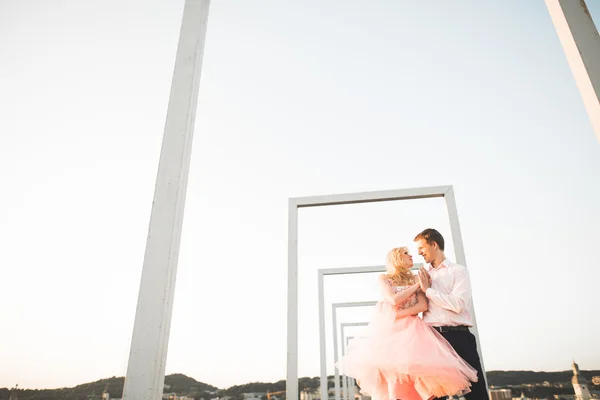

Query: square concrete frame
[343,336,356,400]
[288,185,487,400]
[331,301,377,400]
[326,266,421,400]
[340,323,367,400]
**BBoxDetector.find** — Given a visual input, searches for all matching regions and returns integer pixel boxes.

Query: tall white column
[287,199,299,400]
[332,306,340,400]
[318,274,328,400]
[445,188,487,391]
[122,2,211,400]
[546,0,600,142]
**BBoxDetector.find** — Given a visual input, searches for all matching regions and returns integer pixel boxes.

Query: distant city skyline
[1,0,600,391]
[2,362,599,391]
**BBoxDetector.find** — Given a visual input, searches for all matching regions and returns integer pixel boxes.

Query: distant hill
[0,374,219,400]
[2,370,599,400]
[485,370,600,399]
[164,374,219,394]
[487,369,600,387]
[223,377,321,396]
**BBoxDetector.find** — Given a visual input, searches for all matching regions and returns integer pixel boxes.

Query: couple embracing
[336,228,488,400]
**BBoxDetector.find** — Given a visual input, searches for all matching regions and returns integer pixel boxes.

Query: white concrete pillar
[122,2,211,400]
[546,0,600,142]
[287,198,299,400]
[318,274,328,400]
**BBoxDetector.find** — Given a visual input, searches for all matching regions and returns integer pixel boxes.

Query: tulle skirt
[335,301,478,400]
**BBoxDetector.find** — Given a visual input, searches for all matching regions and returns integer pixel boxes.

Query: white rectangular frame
[331,301,377,400]
[288,185,487,400]
[340,323,368,400]
[343,336,356,400]
[325,267,420,400]
[317,266,389,400]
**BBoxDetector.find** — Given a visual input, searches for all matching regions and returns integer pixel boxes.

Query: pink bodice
[390,282,418,310]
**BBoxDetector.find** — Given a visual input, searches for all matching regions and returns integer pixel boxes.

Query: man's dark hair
[414,228,445,251]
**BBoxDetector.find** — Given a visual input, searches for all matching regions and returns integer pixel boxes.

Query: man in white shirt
[414,228,488,400]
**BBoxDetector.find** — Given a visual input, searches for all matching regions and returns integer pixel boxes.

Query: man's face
[416,238,436,263]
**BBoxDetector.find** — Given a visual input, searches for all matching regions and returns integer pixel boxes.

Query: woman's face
[387,247,414,273]
[400,248,414,269]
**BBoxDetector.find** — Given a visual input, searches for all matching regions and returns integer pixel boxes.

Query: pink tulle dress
[335,279,478,400]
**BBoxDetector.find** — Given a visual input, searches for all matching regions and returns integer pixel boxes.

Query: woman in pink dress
[336,247,478,400]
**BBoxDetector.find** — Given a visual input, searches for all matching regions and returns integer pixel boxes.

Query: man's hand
[418,266,431,292]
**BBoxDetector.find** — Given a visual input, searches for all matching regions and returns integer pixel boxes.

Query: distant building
[572,361,592,400]
[164,394,195,400]
[242,393,265,400]
[8,385,18,400]
[489,388,512,400]
[102,392,121,400]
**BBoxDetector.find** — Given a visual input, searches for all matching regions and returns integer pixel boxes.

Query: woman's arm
[395,290,428,318]
[378,275,419,305]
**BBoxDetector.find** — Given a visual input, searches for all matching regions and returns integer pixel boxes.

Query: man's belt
[432,325,470,333]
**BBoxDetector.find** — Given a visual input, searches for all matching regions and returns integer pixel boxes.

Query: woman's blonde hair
[385,246,415,286]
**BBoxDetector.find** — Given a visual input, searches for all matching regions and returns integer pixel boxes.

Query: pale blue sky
[1,0,600,391]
